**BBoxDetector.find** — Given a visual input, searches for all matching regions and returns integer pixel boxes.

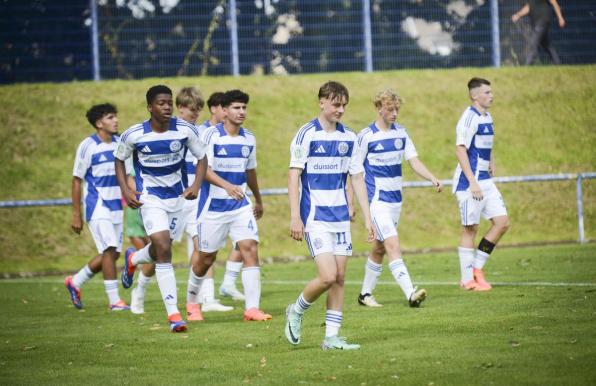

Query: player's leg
[322,233,359,350]
[457,192,484,290]
[99,222,129,310]
[473,184,510,289]
[131,261,154,314]
[358,239,384,307]
[65,253,101,309]
[219,245,245,301]
[385,235,426,307]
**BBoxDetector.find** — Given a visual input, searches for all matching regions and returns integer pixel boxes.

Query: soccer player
[453,78,510,291]
[357,89,442,308]
[284,81,375,350]
[65,103,129,311]
[114,85,208,332]
[186,89,271,322]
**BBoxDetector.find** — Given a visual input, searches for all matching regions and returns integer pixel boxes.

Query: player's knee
[319,273,336,288]
[335,273,345,287]
[500,218,511,234]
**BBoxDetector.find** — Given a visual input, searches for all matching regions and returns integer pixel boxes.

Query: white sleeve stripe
[120,125,143,143]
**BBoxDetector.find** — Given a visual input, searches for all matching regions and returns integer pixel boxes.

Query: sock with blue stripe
[389,258,415,300]
[361,258,382,295]
[155,263,180,316]
[293,292,312,315]
[325,310,342,337]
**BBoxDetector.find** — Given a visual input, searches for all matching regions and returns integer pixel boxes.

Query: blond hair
[175,86,205,109]
[373,89,403,109]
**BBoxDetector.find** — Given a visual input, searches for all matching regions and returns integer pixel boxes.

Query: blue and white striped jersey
[114,117,206,211]
[452,106,494,193]
[358,122,417,205]
[197,123,257,221]
[73,133,123,223]
[184,120,211,188]
[290,118,363,233]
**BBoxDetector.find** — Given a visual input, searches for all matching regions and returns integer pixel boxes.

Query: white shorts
[304,230,353,258]
[370,203,402,242]
[456,182,508,226]
[173,199,198,242]
[88,220,123,253]
[140,206,185,239]
[197,209,259,253]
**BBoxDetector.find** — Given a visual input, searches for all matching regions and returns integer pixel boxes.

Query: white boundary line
[0,279,595,287]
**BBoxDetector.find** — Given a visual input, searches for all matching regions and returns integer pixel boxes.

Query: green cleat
[284,304,303,345]
[321,336,360,350]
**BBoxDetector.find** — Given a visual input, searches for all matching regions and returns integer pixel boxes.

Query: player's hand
[431,177,443,193]
[290,217,304,241]
[365,220,376,243]
[348,205,356,222]
[558,16,565,28]
[511,13,520,23]
[183,185,199,200]
[124,189,143,209]
[253,202,264,220]
[225,184,245,201]
[71,215,83,234]
[470,181,483,201]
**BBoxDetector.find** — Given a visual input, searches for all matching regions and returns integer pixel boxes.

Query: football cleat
[243,308,272,321]
[460,279,480,290]
[321,336,360,351]
[284,304,303,345]
[201,299,233,312]
[473,268,492,290]
[64,276,83,309]
[357,293,383,307]
[186,303,204,321]
[408,288,427,308]
[130,287,145,314]
[219,285,245,301]
[121,247,137,289]
[168,313,188,332]
[109,300,130,311]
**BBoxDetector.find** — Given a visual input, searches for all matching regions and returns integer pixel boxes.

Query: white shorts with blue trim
[370,202,402,242]
[140,206,185,239]
[88,220,123,253]
[456,181,507,226]
[304,230,353,258]
[197,208,259,253]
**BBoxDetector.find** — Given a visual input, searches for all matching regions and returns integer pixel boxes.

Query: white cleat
[201,299,234,312]
[130,287,145,314]
[219,285,245,301]
[357,293,383,307]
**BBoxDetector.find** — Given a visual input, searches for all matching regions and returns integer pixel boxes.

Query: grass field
[1,65,595,268]
[1,244,594,385]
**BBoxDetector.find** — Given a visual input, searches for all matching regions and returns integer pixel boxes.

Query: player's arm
[511,3,529,22]
[115,159,142,208]
[350,172,376,242]
[549,0,565,28]
[288,167,304,241]
[71,177,83,234]
[456,145,483,200]
[346,176,355,221]
[183,156,208,200]
[408,157,442,192]
[246,168,263,219]
[489,152,496,177]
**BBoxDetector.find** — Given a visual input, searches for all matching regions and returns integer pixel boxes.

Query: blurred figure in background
[512,0,565,65]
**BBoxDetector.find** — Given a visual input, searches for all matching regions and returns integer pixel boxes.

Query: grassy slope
[0,66,595,272]
[0,245,594,385]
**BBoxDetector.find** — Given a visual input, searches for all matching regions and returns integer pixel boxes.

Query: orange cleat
[243,308,272,321]
[168,312,188,332]
[186,303,204,321]
[460,279,480,291]
[473,268,492,290]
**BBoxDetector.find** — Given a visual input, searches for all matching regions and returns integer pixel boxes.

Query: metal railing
[1,172,594,243]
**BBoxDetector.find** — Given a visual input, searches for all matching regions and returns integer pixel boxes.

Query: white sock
[294,292,311,315]
[104,280,120,305]
[389,258,415,300]
[132,244,154,265]
[474,250,490,270]
[186,270,204,304]
[135,271,152,297]
[242,266,261,310]
[72,265,94,288]
[458,247,475,283]
[155,263,179,316]
[325,310,342,338]
[361,258,382,295]
[222,261,243,288]
[199,278,215,304]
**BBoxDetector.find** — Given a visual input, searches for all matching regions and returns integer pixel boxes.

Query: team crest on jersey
[394,138,404,150]
[241,146,250,158]
[170,140,182,152]
[338,142,349,155]
[313,238,323,249]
